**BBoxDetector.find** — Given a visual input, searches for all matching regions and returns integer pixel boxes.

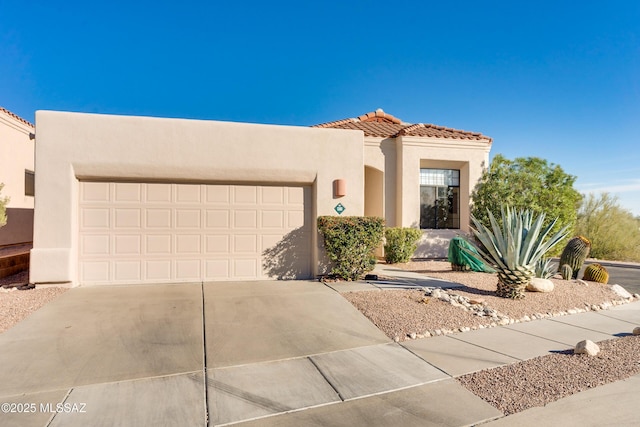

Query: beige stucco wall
[364,138,398,226]
[397,136,490,233]
[364,167,384,218]
[0,110,35,246]
[31,111,364,284]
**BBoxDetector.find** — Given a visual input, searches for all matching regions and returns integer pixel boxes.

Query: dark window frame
[25,170,35,197]
[419,168,460,229]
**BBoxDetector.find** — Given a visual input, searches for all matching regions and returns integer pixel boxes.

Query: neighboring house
[30,109,491,286]
[0,107,35,247]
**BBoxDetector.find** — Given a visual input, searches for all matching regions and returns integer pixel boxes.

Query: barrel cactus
[583,263,609,284]
[560,264,573,280]
[468,207,569,299]
[558,236,591,279]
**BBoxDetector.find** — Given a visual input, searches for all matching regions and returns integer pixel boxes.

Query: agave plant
[534,258,555,279]
[468,207,569,299]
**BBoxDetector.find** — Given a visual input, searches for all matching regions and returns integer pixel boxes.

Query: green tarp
[448,236,495,273]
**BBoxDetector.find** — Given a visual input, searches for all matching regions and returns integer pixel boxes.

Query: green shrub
[318,216,384,281]
[574,193,640,262]
[471,155,581,256]
[384,227,422,264]
[0,183,9,227]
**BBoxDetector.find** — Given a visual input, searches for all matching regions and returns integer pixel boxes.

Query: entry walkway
[0,280,638,426]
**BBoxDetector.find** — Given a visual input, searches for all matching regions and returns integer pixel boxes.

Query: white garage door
[78,182,312,284]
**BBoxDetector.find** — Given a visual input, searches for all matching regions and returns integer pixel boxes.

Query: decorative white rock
[526,278,554,293]
[610,284,632,299]
[574,339,600,356]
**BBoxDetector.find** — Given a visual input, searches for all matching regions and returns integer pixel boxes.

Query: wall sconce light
[333,179,346,198]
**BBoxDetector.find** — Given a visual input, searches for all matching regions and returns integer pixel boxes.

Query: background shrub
[471,155,581,255]
[384,227,422,264]
[574,193,640,262]
[317,216,384,280]
[0,183,8,227]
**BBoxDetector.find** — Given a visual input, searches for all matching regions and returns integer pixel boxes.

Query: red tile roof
[0,107,34,128]
[313,109,492,143]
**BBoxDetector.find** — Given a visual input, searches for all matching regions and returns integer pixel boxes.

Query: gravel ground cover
[398,261,624,319]
[457,335,640,415]
[345,261,631,341]
[343,290,494,340]
[0,271,68,334]
[342,260,640,416]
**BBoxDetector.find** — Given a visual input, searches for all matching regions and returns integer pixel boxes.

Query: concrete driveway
[0,281,502,427]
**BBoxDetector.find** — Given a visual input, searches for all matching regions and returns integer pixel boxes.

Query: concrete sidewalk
[324,263,463,292]
[230,300,640,426]
[0,280,638,426]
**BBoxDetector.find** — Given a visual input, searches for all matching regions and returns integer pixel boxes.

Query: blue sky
[2,1,639,215]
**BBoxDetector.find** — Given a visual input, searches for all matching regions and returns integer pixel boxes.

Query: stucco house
[0,107,35,248]
[30,109,491,286]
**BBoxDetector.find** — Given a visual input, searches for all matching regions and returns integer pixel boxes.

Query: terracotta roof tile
[0,107,34,128]
[397,123,490,141]
[318,120,406,138]
[313,109,491,143]
[357,110,402,124]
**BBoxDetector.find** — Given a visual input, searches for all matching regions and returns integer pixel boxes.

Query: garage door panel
[114,209,141,228]
[79,182,311,284]
[81,261,110,282]
[114,261,141,281]
[82,182,110,202]
[261,234,282,252]
[234,259,258,278]
[146,184,172,202]
[114,183,141,202]
[176,184,201,203]
[146,209,172,228]
[146,260,172,280]
[176,209,201,228]
[176,235,202,254]
[233,235,258,253]
[261,186,284,204]
[205,259,230,279]
[287,187,305,205]
[206,185,230,203]
[234,186,258,204]
[261,210,284,228]
[176,260,201,280]
[81,234,110,255]
[114,235,141,255]
[287,211,306,228]
[205,210,229,228]
[82,208,110,229]
[234,210,257,228]
[146,235,172,254]
[206,235,230,253]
